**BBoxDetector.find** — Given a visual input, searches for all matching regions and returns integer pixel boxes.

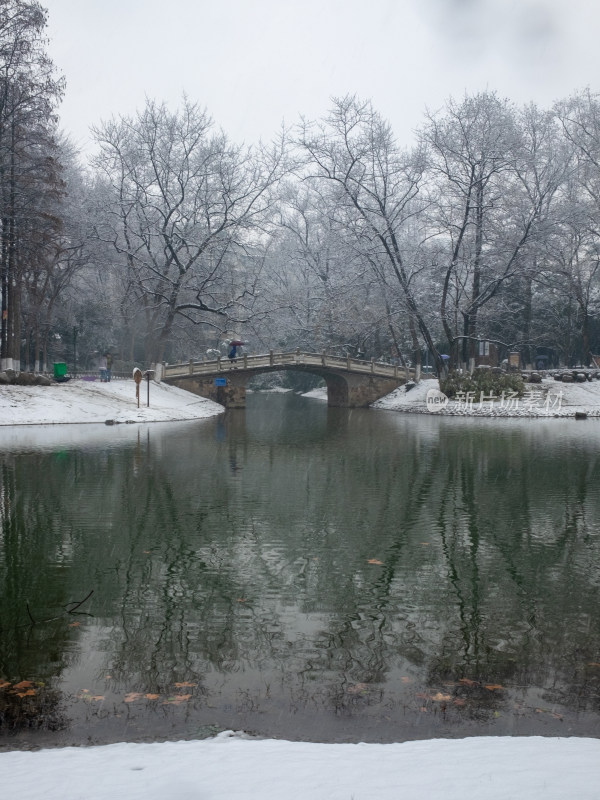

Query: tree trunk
[521,274,533,368]
[409,314,421,382]
[385,303,410,381]
[467,181,484,364]
[581,308,591,366]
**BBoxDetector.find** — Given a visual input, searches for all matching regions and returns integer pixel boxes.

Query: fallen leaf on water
[588,663,600,667]
[401,677,412,684]
[453,698,466,706]
[90,696,104,702]
[124,692,143,703]
[484,684,504,691]
[13,680,33,690]
[347,683,368,694]
[535,707,562,719]
[431,692,452,702]
[174,682,196,688]
[69,622,81,627]
[162,694,192,705]
[459,678,478,686]
[367,559,383,565]
[236,598,247,603]
[0,680,11,690]
[15,689,36,698]
[145,693,160,700]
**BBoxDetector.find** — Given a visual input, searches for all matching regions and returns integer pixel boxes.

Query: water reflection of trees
[105,413,600,722]
[0,455,90,732]
[3,408,600,733]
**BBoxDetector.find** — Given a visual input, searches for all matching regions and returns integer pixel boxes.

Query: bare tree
[92,98,288,362]
[259,178,374,353]
[420,92,565,367]
[296,96,442,372]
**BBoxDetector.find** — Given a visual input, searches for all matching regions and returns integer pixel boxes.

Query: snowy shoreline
[1,730,599,800]
[2,376,600,428]
[372,376,600,418]
[0,378,224,426]
[306,377,600,418]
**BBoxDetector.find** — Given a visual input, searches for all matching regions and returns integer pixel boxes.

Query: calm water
[2,393,600,747]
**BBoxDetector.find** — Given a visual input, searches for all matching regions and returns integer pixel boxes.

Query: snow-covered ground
[1,730,599,800]
[2,377,600,797]
[0,377,224,426]
[373,376,600,417]
[302,386,328,401]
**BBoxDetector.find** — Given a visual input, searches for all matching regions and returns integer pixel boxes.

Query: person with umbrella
[228,340,245,362]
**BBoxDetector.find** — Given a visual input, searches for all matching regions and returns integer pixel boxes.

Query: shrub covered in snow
[440,368,525,399]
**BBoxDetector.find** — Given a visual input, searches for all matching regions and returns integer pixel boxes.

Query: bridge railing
[162,351,413,381]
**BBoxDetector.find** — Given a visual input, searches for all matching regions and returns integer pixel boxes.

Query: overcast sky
[42,0,600,154]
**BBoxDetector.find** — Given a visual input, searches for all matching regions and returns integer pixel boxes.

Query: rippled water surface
[2,393,600,746]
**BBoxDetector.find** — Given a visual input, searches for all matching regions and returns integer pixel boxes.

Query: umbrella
[230,340,245,346]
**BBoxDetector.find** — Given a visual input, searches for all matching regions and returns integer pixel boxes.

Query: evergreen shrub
[440,368,525,399]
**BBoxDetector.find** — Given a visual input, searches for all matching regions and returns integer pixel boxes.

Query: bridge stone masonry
[161,351,412,409]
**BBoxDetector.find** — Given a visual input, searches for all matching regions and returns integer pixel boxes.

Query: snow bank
[1,731,598,800]
[302,386,328,401]
[373,377,600,417]
[0,378,223,426]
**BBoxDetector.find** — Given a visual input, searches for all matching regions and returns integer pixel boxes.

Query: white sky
[42,0,600,153]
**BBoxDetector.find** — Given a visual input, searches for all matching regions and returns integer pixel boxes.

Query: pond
[1,392,600,747]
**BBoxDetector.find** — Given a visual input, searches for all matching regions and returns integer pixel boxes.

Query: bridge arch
[162,352,410,409]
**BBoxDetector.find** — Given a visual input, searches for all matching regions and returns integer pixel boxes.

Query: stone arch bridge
[162,351,412,408]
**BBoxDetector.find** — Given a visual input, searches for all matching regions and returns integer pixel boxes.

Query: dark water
[2,393,600,748]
